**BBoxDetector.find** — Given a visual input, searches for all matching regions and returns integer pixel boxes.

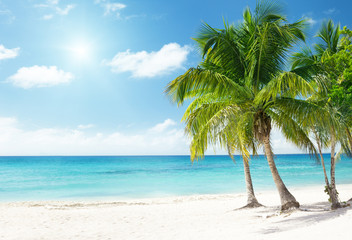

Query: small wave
[95,165,234,175]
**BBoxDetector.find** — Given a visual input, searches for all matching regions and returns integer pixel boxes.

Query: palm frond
[165,67,249,105]
[268,109,318,158]
[254,71,316,105]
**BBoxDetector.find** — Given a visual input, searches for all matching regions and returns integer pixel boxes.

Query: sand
[0,184,352,240]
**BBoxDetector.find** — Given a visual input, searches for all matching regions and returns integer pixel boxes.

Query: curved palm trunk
[242,158,262,208]
[263,134,299,210]
[314,130,331,196]
[346,128,352,150]
[330,134,341,209]
[345,129,352,205]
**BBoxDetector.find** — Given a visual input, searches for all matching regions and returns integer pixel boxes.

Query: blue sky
[0,0,350,155]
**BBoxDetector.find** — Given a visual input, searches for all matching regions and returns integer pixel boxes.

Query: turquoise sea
[0,154,351,201]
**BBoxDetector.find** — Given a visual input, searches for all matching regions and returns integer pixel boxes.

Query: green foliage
[315,20,340,57]
[324,185,339,203]
[292,20,352,158]
[323,27,352,113]
[165,0,318,161]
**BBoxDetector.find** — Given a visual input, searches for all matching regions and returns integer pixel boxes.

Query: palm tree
[182,91,262,207]
[292,20,352,209]
[166,0,318,210]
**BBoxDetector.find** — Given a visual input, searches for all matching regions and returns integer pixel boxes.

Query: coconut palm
[166,0,318,210]
[183,91,262,207]
[292,20,352,209]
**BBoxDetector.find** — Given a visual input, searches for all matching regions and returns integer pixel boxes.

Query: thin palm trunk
[346,130,352,204]
[313,130,331,196]
[242,158,262,208]
[263,134,299,210]
[346,128,352,150]
[330,133,341,209]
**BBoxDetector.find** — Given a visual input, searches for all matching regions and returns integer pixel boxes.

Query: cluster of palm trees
[165,0,352,211]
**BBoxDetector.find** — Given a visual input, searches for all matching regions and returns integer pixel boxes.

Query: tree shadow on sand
[258,200,351,234]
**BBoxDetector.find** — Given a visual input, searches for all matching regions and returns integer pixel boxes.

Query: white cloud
[48,0,59,4]
[0,116,315,156]
[0,117,190,155]
[35,0,75,19]
[306,17,317,26]
[106,43,191,78]
[148,119,176,133]
[125,14,146,20]
[95,1,144,20]
[0,45,19,60]
[55,4,75,15]
[43,14,53,20]
[104,3,126,16]
[94,1,126,17]
[78,124,94,129]
[7,65,74,89]
[323,8,337,15]
[34,0,57,8]
[302,13,317,26]
[269,128,305,154]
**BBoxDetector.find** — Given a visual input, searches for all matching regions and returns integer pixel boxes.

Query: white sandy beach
[0,184,351,240]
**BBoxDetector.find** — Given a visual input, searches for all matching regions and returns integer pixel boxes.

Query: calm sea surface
[0,154,351,201]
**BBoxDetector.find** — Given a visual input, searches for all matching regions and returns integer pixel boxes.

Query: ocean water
[0,154,351,201]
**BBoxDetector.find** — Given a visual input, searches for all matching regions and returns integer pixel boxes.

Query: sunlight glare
[69,42,92,61]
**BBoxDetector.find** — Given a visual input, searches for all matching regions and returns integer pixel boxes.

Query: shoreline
[1,184,351,239]
[2,182,351,204]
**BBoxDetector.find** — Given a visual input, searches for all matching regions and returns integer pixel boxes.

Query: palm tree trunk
[313,129,331,196]
[346,128,352,151]
[263,134,299,210]
[242,158,262,208]
[330,133,341,209]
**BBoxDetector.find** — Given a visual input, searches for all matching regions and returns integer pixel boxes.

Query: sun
[68,41,92,61]
[72,45,88,57]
